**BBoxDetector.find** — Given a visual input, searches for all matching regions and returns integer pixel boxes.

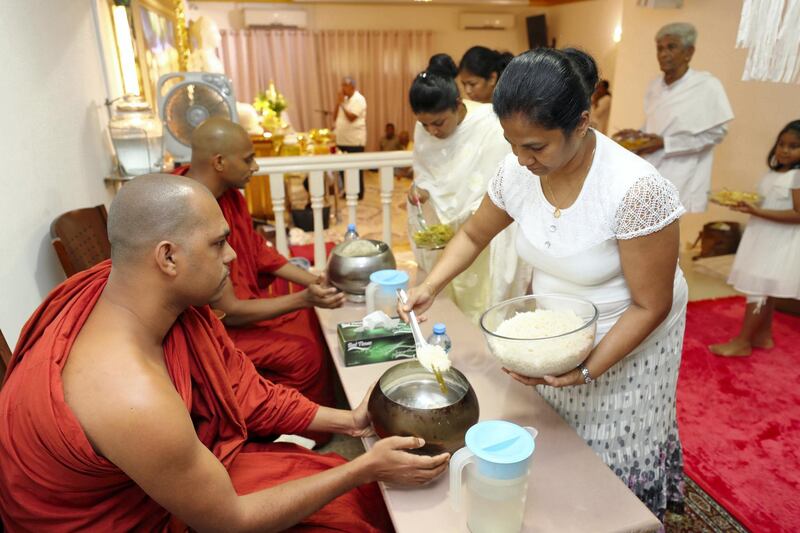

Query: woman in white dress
[710,120,800,357]
[407,54,530,322]
[402,48,688,522]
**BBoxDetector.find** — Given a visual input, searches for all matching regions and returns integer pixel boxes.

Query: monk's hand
[502,367,585,388]
[303,283,346,309]
[364,436,450,486]
[348,384,376,438]
[397,282,436,324]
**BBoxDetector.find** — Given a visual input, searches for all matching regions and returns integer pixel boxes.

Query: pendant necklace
[543,142,596,219]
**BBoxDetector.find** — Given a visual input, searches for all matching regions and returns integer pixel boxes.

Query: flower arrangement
[254,81,287,116]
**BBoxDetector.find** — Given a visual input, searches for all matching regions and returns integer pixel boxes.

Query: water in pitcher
[465,468,529,533]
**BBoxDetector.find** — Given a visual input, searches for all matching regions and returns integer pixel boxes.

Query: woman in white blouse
[402,48,688,522]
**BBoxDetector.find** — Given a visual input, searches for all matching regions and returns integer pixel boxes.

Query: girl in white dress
[710,120,800,357]
[401,48,688,522]
[407,55,530,322]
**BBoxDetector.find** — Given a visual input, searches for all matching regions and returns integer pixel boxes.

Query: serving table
[315,298,661,533]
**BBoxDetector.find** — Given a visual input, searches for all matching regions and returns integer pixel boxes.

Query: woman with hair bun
[403,48,688,522]
[407,54,530,322]
[458,45,514,103]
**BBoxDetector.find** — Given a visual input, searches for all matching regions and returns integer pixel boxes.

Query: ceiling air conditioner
[459,13,514,31]
[242,9,308,29]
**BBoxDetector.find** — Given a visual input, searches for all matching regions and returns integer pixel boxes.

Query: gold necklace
[543,143,596,219]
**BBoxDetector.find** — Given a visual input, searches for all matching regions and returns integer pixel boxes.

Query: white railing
[254,150,413,266]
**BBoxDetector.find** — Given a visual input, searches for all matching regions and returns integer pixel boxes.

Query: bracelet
[578,363,594,384]
[422,280,437,294]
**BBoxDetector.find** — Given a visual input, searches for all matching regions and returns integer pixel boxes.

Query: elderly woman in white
[620,22,734,213]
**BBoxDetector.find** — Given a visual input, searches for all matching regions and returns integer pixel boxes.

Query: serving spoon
[397,288,447,393]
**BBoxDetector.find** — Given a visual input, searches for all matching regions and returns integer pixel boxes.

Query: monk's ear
[212,153,225,172]
[154,241,179,277]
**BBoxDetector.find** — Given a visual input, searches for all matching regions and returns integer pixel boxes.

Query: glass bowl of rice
[479,294,598,378]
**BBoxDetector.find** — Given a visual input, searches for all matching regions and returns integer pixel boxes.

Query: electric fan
[157,72,238,162]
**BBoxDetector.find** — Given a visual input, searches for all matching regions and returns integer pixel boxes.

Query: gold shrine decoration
[173,0,189,71]
[106,0,187,105]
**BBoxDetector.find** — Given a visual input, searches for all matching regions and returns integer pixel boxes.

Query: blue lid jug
[368,269,409,288]
[449,420,538,512]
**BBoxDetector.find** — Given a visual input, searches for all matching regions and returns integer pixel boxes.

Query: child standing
[710,120,800,357]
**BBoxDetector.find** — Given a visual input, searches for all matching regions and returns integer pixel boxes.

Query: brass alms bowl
[368,360,479,456]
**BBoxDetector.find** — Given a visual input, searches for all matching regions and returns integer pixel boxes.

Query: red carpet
[678,296,800,532]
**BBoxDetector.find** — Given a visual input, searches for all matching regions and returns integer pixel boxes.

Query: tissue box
[337,320,416,366]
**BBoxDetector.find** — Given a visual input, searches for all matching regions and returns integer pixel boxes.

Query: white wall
[531,0,623,87]
[0,1,115,347]
[610,0,800,238]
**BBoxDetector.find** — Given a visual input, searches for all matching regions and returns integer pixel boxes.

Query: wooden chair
[0,329,12,385]
[50,205,111,277]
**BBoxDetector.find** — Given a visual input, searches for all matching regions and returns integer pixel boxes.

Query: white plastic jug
[449,420,538,533]
[365,269,409,316]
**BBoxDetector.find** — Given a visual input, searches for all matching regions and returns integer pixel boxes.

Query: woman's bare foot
[752,336,775,350]
[709,338,752,357]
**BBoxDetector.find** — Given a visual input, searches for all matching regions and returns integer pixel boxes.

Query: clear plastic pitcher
[449,420,538,533]
[365,269,409,316]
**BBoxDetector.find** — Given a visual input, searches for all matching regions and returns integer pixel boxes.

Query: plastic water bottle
[344,223,359,241]
[427,323,452,353]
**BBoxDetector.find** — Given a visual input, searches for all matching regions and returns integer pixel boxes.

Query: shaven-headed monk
[0,175,449,531]
[175,117,343,409]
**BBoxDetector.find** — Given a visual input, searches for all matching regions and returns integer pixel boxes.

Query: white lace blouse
[488,131,688,345]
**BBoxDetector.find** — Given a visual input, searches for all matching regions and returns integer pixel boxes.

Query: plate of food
[708,189,762,207]
[612,131,651,152]
[412,223,454,250]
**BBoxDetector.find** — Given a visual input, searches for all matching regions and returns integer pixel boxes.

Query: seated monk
[175,118,345,409]
[0,175,449,531]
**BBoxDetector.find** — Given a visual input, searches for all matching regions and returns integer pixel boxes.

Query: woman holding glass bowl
[401,48,688,522]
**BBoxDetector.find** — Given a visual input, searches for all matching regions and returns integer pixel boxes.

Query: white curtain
[219,29,432,150]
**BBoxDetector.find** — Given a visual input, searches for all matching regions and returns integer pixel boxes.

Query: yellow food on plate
[617,137,650,151]
[709,189,761,207]
[413,224,454,249]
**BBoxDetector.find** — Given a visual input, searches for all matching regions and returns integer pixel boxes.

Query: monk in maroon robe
[0,175,449,532]
[174,119,344,410]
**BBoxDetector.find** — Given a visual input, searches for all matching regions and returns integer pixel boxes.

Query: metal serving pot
[368,360,479,456]
[327,239,396,301]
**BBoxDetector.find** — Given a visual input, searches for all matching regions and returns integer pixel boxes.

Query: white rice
[488,309,595,377]
[417,344,451,373]
[338,239,381,257]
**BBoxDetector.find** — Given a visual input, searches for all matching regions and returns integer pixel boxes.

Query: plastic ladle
[396,288,447,393]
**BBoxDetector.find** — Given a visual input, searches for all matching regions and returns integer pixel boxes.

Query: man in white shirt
[627,22,734,212]
[334,77,367,199]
